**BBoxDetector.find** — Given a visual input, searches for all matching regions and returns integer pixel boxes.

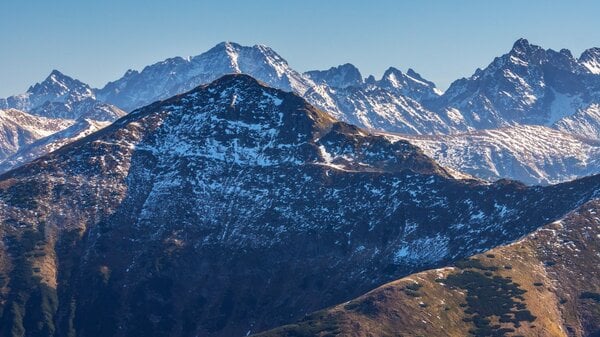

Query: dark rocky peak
[406,68,437,88]
[304,63,363,88]
[498,39,545,70]
[510,38,533,53]
[559,48,573,58]
[505,39,582,72]
[379,66,404,83]
[196,75,446,175]
[184,73,332,129]
[508,38,545,60]
[440,38,590,118]
[113,74,337,167]
[123,68,139,77]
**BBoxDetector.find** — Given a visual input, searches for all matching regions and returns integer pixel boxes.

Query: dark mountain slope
[257,198,600,337]
[0,75,600,337]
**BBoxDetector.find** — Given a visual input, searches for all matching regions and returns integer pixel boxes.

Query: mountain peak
[378,67,440,100]
[581,47,600,59]
[380,67,405,87]
[406,68,420,78]
[559,48,573,58]
[511,38,531,52]
[205,73,263,88]
[205,42,282,63]
[210,41,243,51]
[160,73,331,127]
[49,69,66,78]
[508,38,547,62]
[25,70,92,103]
[382,66,402,77]
[580,47,600,74]
[304,63,363,88]
[37,69,78,89]
[100,42,314,111]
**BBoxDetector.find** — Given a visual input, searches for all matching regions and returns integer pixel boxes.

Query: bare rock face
[1,75,600,337]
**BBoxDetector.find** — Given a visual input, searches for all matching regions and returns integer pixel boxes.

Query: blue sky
[1,0,599,96]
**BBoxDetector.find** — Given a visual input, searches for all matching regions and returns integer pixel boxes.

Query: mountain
[304,63,363,88]
[97,42,453,135]
[436,38,600,130]
[0,70,123,121]
[97,41,316,111]
[399,38,600,184]
[0,70,94,114]
[303,82,463,134]
[0,71,126,173]
[302,66,459,135]
[0,108,73,160]
[0,118,113,173]
[1,75,600,337]
[377,67,442,102]
[257,197,600,337]
[4,40,600,185]
[96,39,600,140]
[554,103,600,140]
[580,47,600,74]
[390,125,600,185]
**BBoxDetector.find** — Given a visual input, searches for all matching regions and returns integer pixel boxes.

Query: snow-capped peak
[580,47,600,74]
[377,67,441,101]
[380,67,404,87]
[27,70,94,101]
[99,41,315,112]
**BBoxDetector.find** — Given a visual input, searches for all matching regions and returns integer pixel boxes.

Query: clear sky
[1,0,599,96]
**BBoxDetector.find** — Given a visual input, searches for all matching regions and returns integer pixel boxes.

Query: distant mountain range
[2,75,600,337]
[1,39,600,185]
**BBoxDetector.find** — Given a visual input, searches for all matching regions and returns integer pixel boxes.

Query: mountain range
[2,39,600,185]
[2,75,600,337]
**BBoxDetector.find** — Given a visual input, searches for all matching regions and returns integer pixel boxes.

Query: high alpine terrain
[0,108,73,160]
[2,39,600,184]
[1,75,600,337]
[0,71,125,174]
[390,125,600,185]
